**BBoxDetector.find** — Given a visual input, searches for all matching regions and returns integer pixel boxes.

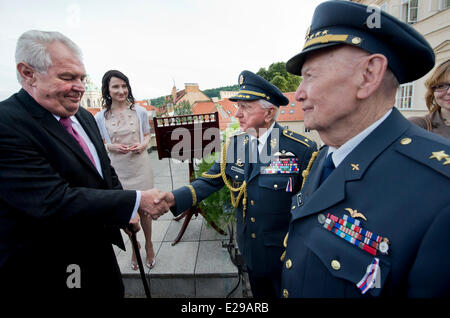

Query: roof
[191,92,305,130]
[276,92,305,122]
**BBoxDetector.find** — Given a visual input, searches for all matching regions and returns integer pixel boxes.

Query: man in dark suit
[280,1,450,297]
[164,70,317,297]
[0,30,168,298]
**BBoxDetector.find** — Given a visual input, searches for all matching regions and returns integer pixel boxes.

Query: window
[281,110,285,114]
[395,82,414,109]
[289,109,294,114]
[291,103,296,107]
[440,0,450,9]
[401,0,418,24]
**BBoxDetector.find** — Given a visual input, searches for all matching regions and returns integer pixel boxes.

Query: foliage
[149,96,166,108]
[195,152,234,230]
[201,85,240,99]
[257,62,302,92]
[174,100,192,115]
[194,120,240,230]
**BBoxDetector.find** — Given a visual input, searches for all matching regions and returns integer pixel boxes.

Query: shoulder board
[282,128,314,148]
[395,135,450,178]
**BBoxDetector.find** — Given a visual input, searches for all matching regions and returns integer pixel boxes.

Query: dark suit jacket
[281,108,450,297]
[0,89,136,298]
[172,122,317,278]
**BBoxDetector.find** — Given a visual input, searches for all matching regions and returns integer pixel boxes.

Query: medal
[321,213,390,256]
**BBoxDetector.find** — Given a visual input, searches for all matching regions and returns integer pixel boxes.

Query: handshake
[128,188,176,232]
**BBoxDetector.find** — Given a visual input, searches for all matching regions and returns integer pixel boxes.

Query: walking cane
[128,227,151,298]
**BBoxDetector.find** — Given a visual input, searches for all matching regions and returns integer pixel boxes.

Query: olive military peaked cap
[286,0,435,84]
[229,70,289,107]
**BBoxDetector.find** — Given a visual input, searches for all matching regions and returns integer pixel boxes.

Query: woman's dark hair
[101,70,135,117]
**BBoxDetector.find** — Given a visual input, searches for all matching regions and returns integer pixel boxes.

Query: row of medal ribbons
[262,158,300,174]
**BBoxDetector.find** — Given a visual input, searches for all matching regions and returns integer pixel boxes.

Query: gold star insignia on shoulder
[429,150,449,161]
[345,208,367,221]
[443,157,450,166]
[351,163,360,171]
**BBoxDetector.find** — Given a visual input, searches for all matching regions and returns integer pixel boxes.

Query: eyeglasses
[432,83,450,93]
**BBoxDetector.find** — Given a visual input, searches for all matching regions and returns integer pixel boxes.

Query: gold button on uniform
[292,205,296,210]
[285,259,292,269]
[331,260,341,270]
[283,289,289,298]
[250,200,255,206]
[250,217,256,223]
[274,184,278,189]
[251,233,256,239]
[400,137,412,145]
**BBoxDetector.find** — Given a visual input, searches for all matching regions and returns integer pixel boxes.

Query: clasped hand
[138,188,175,220]
[127,189,175,234]
[108,143,146,154]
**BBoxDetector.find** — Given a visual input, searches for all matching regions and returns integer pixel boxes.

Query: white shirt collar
[327,108,392,167]
[249,121,276,153]
[52,114,79,125]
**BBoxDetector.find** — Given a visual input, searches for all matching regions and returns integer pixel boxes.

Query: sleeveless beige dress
[105,107,154,190]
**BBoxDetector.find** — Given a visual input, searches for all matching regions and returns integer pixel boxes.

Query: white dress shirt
[248,121,276,155]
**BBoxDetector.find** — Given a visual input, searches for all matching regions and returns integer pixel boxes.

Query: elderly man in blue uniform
[280,0,450,298]
[165,70,317,297]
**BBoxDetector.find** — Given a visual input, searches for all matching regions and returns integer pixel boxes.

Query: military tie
[319,152,335,185]
[248,138,259,176]
[60,117,97,168]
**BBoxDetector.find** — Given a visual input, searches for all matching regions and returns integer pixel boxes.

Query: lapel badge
[236,158,244,167]
[345,208,367,221]
[297,192,303,207]
[351,163,360,171]
[243,136,249,145]
[270,138,277,149]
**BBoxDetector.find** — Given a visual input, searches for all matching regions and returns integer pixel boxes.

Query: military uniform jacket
[281,108,450,298]
[172,122,317,276]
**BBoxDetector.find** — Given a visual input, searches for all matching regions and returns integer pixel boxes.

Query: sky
[0,0,326,101]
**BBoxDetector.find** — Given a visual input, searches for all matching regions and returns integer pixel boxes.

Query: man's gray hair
[15,30,83,84]
[257,98,280,121]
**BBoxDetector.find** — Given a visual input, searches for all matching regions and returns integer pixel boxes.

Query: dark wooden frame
[153,112,226,245]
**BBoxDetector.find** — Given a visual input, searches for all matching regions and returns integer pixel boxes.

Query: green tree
[271,75,288,92]
[174,100,192,115]
[257,61,302,92]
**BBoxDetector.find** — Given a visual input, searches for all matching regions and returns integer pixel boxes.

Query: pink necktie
[59,117,97,168]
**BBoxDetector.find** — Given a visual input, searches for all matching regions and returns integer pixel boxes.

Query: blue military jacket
[281,108,450,297]
[172,122,317,276]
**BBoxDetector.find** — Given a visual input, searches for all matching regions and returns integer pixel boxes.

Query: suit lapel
[291,108,410,222]
[17,90,102,178]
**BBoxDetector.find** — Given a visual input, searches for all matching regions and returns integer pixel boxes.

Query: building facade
[351,0,450,117]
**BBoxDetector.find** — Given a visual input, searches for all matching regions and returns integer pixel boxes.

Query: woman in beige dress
[95,70,155,270]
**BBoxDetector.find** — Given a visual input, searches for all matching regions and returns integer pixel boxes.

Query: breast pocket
[258,174,297,192]
[304,225,391,297]
[226,164,245,184]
